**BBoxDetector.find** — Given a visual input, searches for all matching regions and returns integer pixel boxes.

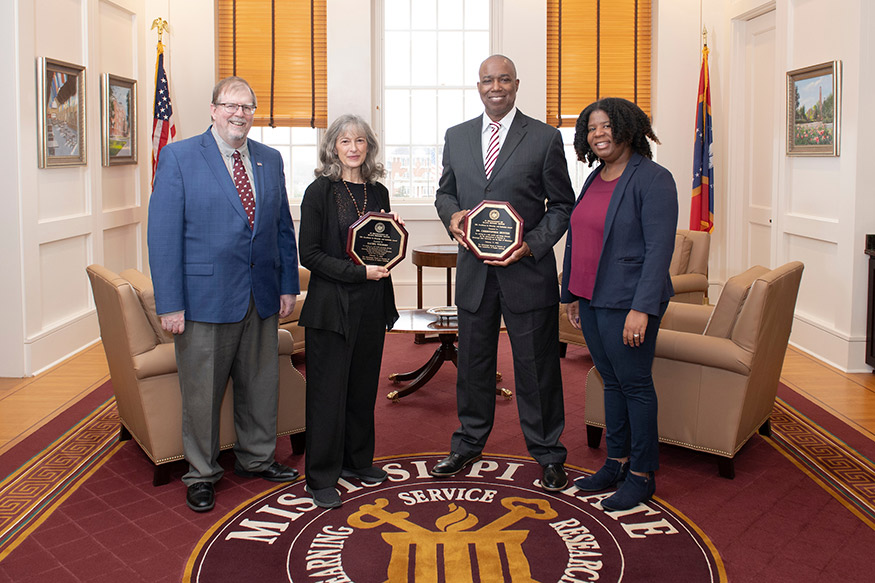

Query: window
[547,0,652,127]
[381,0,490,199]
[559,127,594,196]
[216,0,327,128]
[247,127,319,198]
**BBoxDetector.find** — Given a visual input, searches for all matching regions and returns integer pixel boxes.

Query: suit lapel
[249,140,266,231]
[465,118,486,180]
[487,112,527,184]
[199,130,253,230]
[602,153,643,243]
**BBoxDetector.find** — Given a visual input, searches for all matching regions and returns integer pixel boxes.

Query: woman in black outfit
[298,114,399,508]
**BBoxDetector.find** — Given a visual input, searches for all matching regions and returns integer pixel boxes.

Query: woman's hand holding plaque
[346,212,408,271]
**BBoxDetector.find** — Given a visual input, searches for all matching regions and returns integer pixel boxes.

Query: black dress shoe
[430,452,482,477]
[186,482,215,513]
[542,463,568,492]
[234,461,300,483]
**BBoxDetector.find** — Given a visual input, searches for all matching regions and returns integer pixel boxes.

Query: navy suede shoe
[574,459,629,492]
[601,472,655,511]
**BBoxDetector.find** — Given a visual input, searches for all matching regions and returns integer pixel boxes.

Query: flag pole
[150,18,176,186]
[690,25,714,233]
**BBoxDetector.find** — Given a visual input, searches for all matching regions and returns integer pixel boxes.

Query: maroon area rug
[187,454,724,582]
[0,336,874,582]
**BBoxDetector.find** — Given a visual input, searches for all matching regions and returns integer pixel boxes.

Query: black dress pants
[304,281,386,489]
[451,268,567,464]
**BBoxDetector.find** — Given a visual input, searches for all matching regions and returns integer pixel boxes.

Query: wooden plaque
[347,212,408,270]
[462,200,524,262]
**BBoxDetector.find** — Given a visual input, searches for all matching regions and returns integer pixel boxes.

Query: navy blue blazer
[560,152,678,316]
[147,128,300,323]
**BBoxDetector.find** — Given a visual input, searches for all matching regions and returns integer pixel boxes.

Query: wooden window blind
[216,0,327,128]
[547,0,651,127]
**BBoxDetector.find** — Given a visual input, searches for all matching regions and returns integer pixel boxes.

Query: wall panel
[39,235,90,328]
[786,233,840,328]
[103,223,140,274]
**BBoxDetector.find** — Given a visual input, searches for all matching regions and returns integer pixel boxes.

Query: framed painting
[36,57,86,168]
[101,74,137,166]
[787,60,841,156]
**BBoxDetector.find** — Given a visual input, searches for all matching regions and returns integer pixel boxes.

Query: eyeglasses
[215,102,257,115]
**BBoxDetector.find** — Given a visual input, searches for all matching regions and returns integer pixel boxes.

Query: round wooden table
[387,309,509,402]
[412,244,458,309]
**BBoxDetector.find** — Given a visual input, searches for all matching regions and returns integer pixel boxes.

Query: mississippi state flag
[690,45,714,233]
[152,42,176,182]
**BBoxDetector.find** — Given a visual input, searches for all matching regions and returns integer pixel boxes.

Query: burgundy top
[568,173,618,300]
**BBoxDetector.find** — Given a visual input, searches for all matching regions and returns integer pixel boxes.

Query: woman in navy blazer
[560,98,678,510]
[298,114,399,509]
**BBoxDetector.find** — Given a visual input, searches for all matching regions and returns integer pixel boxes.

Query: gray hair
[315,114,385,183]
[211,76,257,106]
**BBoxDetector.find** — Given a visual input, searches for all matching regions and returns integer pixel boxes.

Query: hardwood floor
[1,342,874,456]
[0,343,109,456]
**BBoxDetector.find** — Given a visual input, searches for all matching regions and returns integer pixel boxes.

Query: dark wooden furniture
[412,245,457,344]
[387,309,510,402]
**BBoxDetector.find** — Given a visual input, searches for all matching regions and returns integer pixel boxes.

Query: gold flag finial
[702,26,708,47]
[151,18,170,43]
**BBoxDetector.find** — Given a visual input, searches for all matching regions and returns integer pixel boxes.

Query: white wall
[0,0,151,376]
[3,0,873,374]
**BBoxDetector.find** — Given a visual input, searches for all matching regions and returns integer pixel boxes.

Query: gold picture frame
[100,74,138,166]
[786,60,841,156]
[36,57,86,168]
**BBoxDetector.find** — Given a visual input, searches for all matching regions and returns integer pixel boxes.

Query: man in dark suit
[432,55,574,491]
[148,76,301,513]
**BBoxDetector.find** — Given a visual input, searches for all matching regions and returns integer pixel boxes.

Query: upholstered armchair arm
[278,328,295,355]
[671,273,708,295]
[655,329,751,375]
[132,342,178,379]
[660,302,713,334]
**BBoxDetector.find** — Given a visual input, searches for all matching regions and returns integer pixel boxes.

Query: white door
[741,10,776,269]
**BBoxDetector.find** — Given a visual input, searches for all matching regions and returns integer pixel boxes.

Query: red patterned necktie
[484,121,501,179]
[232,150,255,229]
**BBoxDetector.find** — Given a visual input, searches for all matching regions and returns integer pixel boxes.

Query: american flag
[152,41,176,181]
[690,44,714,233]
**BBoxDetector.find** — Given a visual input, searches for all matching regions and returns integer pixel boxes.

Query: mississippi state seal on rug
[186,454,725,582]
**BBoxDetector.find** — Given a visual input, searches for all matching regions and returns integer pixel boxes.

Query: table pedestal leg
[388,334,513,402]
[389,333,457,401]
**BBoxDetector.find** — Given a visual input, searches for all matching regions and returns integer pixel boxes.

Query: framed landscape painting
[101,74,137,166]
[786,60,841,156]
[36,57,86,168]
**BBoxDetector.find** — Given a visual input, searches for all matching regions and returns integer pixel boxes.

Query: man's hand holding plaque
[461,200,524,263]
[346,211,408,271]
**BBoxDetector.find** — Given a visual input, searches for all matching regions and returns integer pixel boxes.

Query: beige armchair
[279,267,310,354]
[559,229,711,356]
[86,264,306,486]
[670,229,710,304]
[583,261,804,478]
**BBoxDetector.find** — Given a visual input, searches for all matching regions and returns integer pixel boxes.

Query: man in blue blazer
[148,77,300,512]
[433,55,574,491]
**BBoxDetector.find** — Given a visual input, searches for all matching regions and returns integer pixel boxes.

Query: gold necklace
[343,180,368,217]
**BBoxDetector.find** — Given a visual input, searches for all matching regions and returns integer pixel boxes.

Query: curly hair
[573,98,660,167]
[315,114,386,183]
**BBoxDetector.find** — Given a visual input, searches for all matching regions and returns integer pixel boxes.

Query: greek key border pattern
[0,399,120,559]
[771,398,875,523]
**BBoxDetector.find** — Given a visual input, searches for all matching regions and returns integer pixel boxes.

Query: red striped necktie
[485,121,501,179]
